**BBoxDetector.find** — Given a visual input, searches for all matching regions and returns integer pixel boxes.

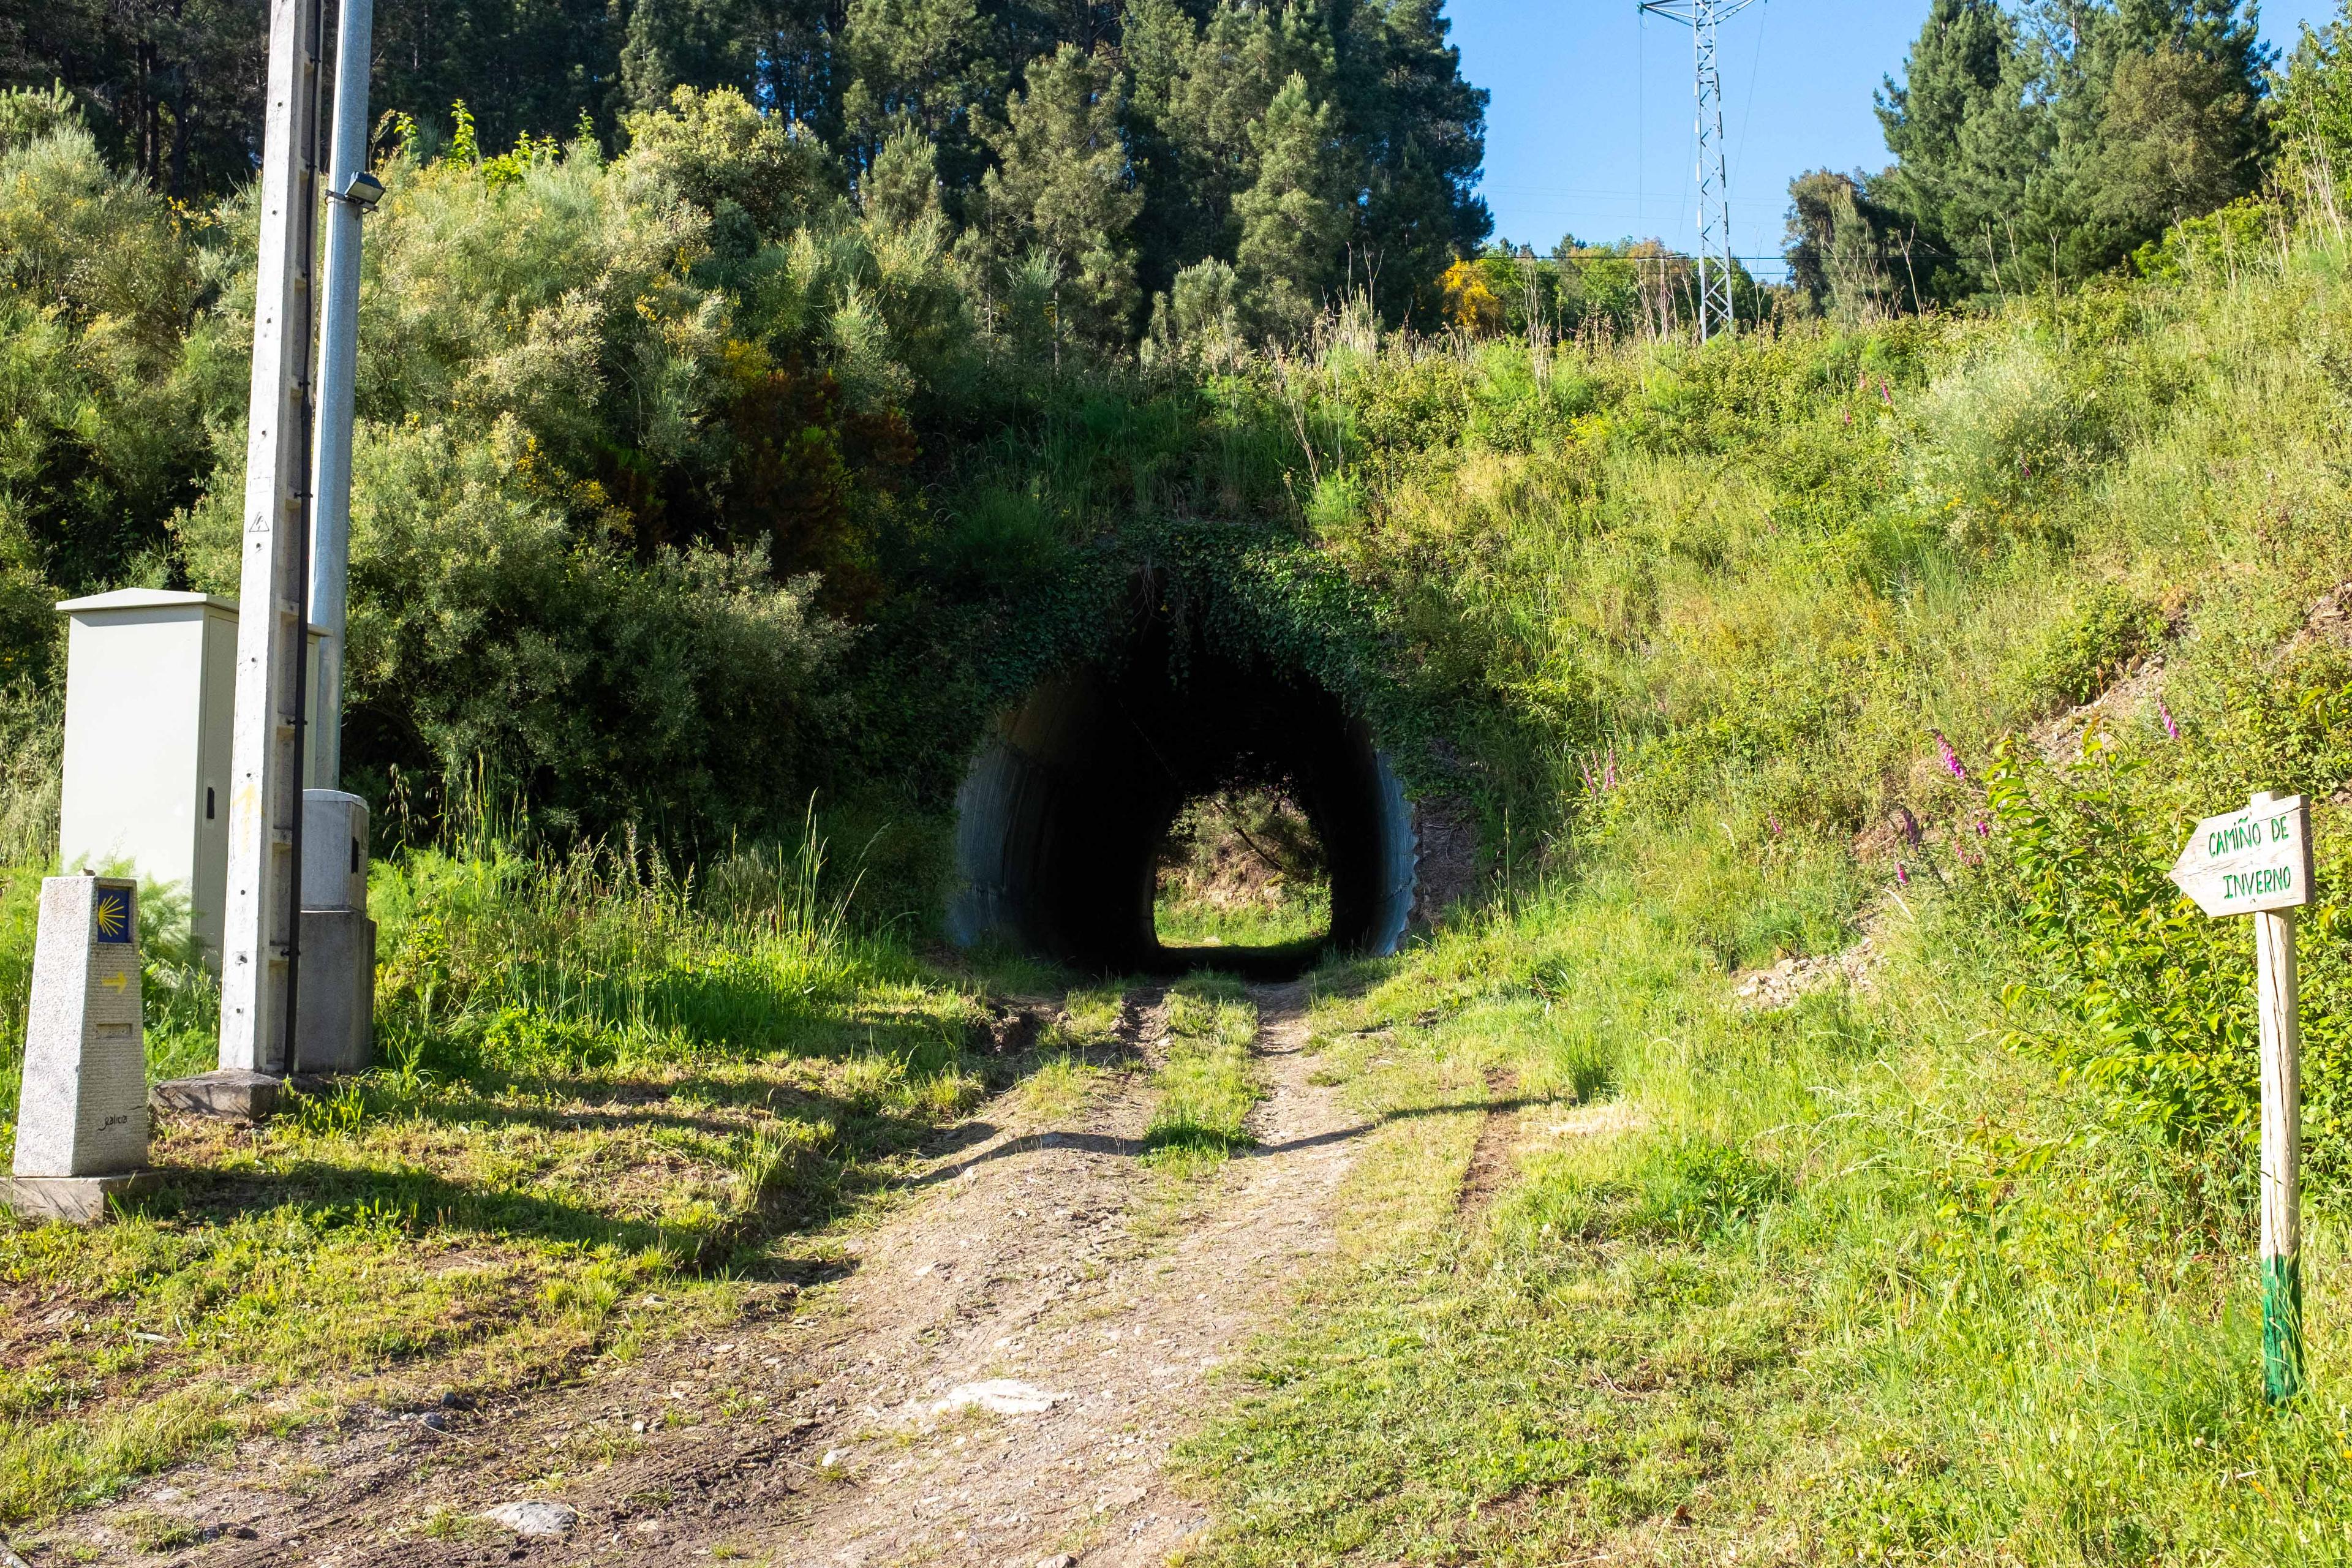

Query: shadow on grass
[133,1058,994,1274]
[913,1096,1572,1186]
[137,1158,741,1261]
[1142,1123,1258,1158]
[130,1144,883,1279]
[110,952,1430,1275]
[1143,936,1333,982]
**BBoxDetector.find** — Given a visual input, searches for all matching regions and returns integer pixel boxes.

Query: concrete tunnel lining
[948,650,1416,973]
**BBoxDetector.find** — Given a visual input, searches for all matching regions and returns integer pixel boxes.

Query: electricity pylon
[1638,0,1756,339]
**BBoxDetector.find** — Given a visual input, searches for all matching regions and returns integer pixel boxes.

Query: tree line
[1445,1,2320,336]
[1788,0,2281,320]
[0,0,1490,337]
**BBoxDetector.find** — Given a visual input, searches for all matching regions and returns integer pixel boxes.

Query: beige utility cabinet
[56,591,240,966]
[56,591,325,970]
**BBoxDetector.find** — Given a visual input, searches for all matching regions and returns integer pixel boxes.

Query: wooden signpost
[2169,790,2315,1402]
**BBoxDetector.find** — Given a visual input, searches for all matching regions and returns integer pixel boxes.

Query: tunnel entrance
[949,636,1414,977]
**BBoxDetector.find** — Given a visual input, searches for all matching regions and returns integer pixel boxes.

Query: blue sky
[1453,0,2340,277]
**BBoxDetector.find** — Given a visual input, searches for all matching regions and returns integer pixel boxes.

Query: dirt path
[697,978,1354,1568]
[52,981,1363,1567]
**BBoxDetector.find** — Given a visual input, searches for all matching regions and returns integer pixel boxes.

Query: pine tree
[840,0,1005,190]
[1879,0,2015,168]
[623,0,845,142]
[0,0,267,199]
[862,119,943,228]
[1124,0,1302,295]
[972,43,1143,341]
[1330,0,1490,323]
[1874,0,2024,300]
[375,0,625,158]
[1869,0,2269,300]
[1234,74,1349,334]
[2092,40,2261,231]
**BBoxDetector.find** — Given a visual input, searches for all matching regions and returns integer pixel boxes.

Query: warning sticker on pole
[2169,795,2313,918]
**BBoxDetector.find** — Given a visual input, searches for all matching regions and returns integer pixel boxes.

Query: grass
[0,826,1016,1525]
[1142,974,1262,1170]
[1155,880,1332,952]
[1013,986,1133,1127]
[1182,851,2352,1561]
[1167,227,2352,1560]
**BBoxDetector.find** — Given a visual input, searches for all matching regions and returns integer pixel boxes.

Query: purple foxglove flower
[1934,731,1966,780]
[1894,861,1910,887]
[1975,818,1991,839]
[2158,701,2179,741]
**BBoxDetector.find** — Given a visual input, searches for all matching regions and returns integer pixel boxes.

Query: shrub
[1970,676,2352,1188]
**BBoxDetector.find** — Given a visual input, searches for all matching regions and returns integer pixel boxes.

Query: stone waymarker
[2173,791,2313,1402]
[3,876,160,1223]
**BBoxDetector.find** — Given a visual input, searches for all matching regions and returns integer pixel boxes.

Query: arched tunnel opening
[949,631,1415,978]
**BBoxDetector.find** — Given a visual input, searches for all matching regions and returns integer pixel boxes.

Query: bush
[1967,664,2352,1186]
[2019,583,2162,708]
[1906,337,2114,546]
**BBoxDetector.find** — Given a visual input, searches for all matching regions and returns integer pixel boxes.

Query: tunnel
[948,630,1417,976]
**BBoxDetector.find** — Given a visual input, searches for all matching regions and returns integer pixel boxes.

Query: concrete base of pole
[1,1170,162,1224]
[296,908,375,1074]
[151,1068,356,1123]
[151,1068,290,1123]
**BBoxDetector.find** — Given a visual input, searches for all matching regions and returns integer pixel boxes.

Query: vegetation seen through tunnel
[1153,787,1332,955]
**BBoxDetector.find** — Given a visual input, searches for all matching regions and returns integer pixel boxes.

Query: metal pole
[1637,0,1752,341]
[218,0,325,1077]
[1691,8,1712,339]
[2252,793,2305,1401]
[1705,9,1735,333]
[309,0,373,794]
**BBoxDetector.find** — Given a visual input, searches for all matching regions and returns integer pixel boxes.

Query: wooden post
[2253,790,2305,1403]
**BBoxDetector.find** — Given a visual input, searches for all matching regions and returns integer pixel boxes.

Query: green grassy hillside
[5,181,2352,1559]
[1166,221,2352,1558]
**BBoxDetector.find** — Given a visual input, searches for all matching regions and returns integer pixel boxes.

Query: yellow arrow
[101,971,127,992]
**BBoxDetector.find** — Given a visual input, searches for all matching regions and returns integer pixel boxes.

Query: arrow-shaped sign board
[2169,794,2312,918]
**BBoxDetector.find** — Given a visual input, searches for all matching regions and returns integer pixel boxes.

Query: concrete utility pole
[309,0,377,792]
[218,0,326,1074]
[1637,0,1756,341]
